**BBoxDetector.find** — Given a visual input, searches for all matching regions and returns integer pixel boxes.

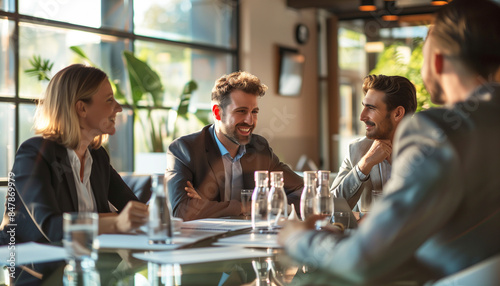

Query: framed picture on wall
[277,47,305,97]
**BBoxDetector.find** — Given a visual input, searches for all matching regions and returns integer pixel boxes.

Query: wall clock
[295,24,309,45]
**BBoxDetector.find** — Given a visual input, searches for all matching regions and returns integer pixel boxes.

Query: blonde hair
[34,64,108,149]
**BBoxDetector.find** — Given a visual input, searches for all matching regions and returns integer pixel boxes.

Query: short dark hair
[432,0,500,79]
[362,75,417,115]
[211,71,268,110]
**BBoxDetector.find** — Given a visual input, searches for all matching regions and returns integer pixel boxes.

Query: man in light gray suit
[278,0,500,284]
[332,75,417,213]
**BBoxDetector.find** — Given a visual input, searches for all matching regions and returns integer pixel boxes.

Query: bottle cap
[317,170,330,182]
[254,170,269,186]
[303,171,317,186]
[270,171,284,186]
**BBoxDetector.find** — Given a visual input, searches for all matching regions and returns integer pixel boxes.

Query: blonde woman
[0,64,148,244]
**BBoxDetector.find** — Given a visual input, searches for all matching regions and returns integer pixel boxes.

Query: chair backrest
[120,173,153,203]
[431,253,500,286]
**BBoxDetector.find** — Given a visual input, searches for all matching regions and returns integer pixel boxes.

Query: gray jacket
[332,137,390,212]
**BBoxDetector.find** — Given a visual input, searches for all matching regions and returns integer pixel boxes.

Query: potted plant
[70,47,201,153]
[26,49,203,155]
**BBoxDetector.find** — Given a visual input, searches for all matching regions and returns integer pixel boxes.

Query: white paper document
[96,232,216,250]
[0,242,67,265]
[180,218,266,232]
[133,246,270,264]
[213,233,282,249]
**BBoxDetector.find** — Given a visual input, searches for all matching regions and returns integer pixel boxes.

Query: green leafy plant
[25,55,54,82]
[370,39,438,112]
[25,49,201,153]
[71,47,200,153]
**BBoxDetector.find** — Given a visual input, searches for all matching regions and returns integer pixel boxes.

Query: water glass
[63,212,98,267]
[241,189,253,218]
[332,211,351,229]
[63,259,100,286]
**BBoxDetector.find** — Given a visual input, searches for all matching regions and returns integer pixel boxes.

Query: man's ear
[75,100,87,118]
[212,104,221,121]
[434,53,444,75]
[393,106,405,123]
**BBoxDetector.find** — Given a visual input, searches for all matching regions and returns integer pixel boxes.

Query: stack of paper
[96,231,218,251]
[0,242,67,265]
[213,233,282,249]
[180,218,262,232]
[133,246,270,264]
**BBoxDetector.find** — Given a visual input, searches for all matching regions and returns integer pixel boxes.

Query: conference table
[8,199,360,286]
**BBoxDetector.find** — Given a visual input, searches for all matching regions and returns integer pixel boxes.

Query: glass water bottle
[148,174,174,244]
[300,171,317,221]
[267,171,288,230]
[314,170,334,222]
[251,171,269,231]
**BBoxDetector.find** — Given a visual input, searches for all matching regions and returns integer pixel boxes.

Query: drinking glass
[241,189,253,218]
[63,212,98,268]
[63,259,100,286]
[332,211,351,229]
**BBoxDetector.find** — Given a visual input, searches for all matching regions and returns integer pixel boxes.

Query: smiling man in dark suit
[166,71,303,221]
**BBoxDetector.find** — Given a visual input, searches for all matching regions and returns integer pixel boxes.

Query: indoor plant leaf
[123,51,164,107]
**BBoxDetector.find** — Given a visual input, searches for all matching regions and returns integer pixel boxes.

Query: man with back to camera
[331,75,417,213]
[278,0,500,284]
[166,71,303,221]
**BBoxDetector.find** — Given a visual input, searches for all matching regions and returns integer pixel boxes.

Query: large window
[0,0,238,183]
[337,16,431,166]
[338,17,432,134]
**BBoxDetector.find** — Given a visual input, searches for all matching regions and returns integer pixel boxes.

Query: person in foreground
[278,0,500,284]
[0,64,148,244]
[166,71,303,221]
[332,75,416,212]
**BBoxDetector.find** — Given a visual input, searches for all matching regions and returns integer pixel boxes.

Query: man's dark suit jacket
[166,124,304,221]
[0,137,138,244]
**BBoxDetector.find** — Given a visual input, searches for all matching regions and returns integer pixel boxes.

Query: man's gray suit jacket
[332,137,390,212]
[284,84,500,284]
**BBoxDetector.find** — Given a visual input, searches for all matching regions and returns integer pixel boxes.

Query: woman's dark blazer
[0,137,138,244]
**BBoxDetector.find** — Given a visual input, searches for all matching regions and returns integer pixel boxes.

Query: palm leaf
[123,51,164,107]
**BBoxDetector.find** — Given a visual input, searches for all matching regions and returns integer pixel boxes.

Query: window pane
[19,0,102,28]
[0,0,14,13]
[0,19,15,97]
[135,40,233,109]
[134,108,170,173]
[101,0,132,31]
[107,107,134,172]
[0,103,15,177]
[339,24,366,72]
[19,22,129,99]
[19,103,36,144]
[134,0,237,48]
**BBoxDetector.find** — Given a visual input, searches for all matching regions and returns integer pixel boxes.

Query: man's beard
[223,124,253,146]
[365,115,394,140]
